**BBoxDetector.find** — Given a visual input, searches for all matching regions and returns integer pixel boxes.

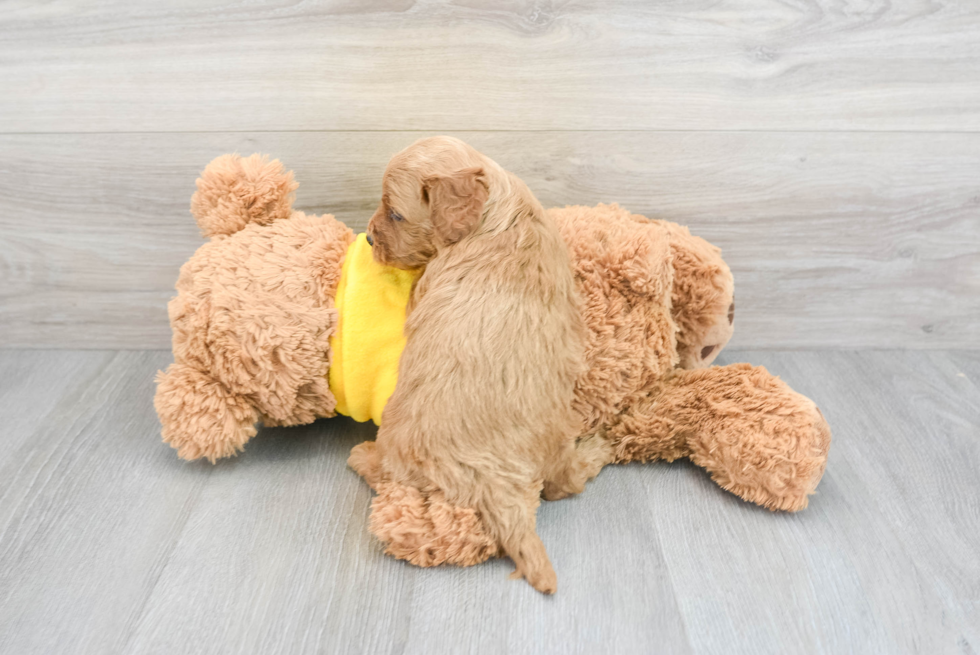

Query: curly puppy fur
[349,441,501,566]
[354,136,589,593]
[155,154,354,462]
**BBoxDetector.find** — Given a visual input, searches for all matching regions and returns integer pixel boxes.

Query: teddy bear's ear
[191,154,298,238]
[423,167,488,246]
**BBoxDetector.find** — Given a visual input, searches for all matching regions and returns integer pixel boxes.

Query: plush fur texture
[155,155,354,462]
[156,148,831,592]
[651,217,736,369]
[609,363,831,512]
[190,153,299,238]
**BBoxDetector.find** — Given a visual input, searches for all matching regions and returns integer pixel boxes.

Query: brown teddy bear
[155,153,831,569]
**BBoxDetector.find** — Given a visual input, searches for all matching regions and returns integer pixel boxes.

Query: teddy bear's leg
[203,302,339,432]
[366,481,500,568]
[655,220,735,369]
[609,363,831,511]
[154,363,260,463]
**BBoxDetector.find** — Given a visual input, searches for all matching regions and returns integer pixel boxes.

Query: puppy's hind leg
[541,432,614,501]
[473,479,557,594]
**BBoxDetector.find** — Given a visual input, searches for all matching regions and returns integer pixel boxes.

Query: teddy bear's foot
[679,365,831,511]
[707,399,831,512]
[154,363,259,463]
[368,482,500,567]
[610,363,831,511]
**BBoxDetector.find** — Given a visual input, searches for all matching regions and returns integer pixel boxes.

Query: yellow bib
[328,233,420,425]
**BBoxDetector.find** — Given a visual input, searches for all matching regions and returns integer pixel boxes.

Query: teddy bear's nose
[365,234,374,246]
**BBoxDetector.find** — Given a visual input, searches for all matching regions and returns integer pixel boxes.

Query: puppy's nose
[365,233,374,246]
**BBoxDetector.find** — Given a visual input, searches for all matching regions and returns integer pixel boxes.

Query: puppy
[354,136,587,593]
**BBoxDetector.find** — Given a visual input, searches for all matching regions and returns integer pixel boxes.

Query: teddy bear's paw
[154,363,259,463]
[712,401,832,512]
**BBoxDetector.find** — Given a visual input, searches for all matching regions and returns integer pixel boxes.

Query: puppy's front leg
[348,441,383,490]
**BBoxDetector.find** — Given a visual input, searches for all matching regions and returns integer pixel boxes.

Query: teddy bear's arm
[608,363,831,511]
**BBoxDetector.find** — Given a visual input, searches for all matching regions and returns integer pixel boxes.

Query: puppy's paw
[541,480,572,501]
[348,441,382,489]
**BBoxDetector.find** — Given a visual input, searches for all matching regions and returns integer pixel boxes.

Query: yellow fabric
[329,233,420,425]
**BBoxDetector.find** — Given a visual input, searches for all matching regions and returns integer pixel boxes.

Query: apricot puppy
[352,136,587,593]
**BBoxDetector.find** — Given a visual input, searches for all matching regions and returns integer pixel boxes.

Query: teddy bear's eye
[388,210,404,222]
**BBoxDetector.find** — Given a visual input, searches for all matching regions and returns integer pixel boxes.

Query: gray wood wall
[2,1,978,349]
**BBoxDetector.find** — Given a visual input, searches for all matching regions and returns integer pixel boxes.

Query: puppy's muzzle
[366,234,374,246]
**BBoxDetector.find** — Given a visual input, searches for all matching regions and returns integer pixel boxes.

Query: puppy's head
[367,137,490,269]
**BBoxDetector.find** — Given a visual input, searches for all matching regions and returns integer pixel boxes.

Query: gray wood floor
[0,348,977,655]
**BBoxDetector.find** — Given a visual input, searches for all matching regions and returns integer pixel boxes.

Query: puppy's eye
[388,210,404,222]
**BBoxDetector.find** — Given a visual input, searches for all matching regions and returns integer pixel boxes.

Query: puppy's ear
[423,167,488,245]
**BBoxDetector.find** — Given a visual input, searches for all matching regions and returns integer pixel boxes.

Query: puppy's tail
[190,153,298,238]
[471,477,558,595]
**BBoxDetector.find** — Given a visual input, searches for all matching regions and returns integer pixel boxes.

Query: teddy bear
[155,153,831,569]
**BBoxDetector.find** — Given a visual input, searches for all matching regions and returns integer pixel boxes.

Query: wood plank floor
[0,349,977,655]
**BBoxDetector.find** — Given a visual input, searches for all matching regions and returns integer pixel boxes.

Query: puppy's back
[387,181,583,480]
[374,146,583,593]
